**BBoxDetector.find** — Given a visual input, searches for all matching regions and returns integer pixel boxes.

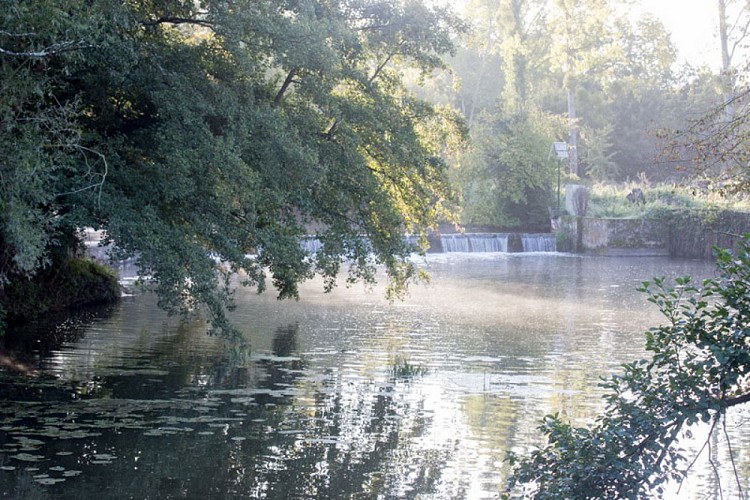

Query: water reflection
[1,254,742,498]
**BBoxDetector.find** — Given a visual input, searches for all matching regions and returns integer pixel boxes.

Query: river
[0,253,747,498]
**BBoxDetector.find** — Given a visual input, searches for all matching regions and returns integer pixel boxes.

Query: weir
[440,233,509,253]
[521,233,557,253]
[441,233,556,253]
[300,233,557,254]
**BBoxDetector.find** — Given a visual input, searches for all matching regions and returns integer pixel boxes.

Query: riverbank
[1,255,120,333]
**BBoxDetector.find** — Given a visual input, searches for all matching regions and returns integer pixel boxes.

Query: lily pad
[35,477,66,485]
[11,453,45,462]
[16,437,45,446]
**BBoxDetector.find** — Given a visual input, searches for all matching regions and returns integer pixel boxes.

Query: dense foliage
[455,110,564,228]
[508,238,750,497]
[434,0,731,227]
[0,0,465,332]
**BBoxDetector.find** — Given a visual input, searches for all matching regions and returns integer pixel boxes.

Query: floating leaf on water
[229,398,256,405]
[11,453,45,462]
[16,437,45,446]
[62,470,82,477]
[0,465,16,471]
[157,427,186,433]
[55,451,74,456]
[197,431,214,436]
[59,430,102,439]
[90,460,112,465]
[49,466,66,471]
[36,477,66,485]
[93,454,116,460]
[230,437,246,442]
[35,477,66,485]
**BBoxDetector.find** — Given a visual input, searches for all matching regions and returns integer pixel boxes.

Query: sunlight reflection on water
[2,253,743,498]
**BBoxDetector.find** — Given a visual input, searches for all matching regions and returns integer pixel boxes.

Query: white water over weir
[441,233,508,253]
[300,233,557,254]
[440,233,556,253]
[520,233,557,252]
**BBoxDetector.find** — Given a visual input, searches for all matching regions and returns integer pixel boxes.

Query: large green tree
[0,0,465,332]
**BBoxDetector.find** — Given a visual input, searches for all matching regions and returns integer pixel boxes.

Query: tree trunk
[567,86,579,176]
[719,0,731,73]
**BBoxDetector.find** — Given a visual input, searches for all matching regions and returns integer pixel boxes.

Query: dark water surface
[1,254,747,498]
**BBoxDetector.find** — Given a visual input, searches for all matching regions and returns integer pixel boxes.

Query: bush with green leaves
[508,237,750,498]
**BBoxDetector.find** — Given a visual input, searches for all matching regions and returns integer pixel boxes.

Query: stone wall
[581,218,669,256]
[667,210,750,259]
[557,211,750,258]
[557,216,669,256]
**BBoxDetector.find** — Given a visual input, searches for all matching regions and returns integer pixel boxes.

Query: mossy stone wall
[581,218,669,256]
[557,209,750,258]
[666,209,750,258]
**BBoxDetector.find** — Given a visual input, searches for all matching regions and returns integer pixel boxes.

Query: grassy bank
[1,257,120,332]
[586,182,750,219]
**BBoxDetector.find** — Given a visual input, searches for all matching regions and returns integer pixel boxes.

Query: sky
[638,0,720,69]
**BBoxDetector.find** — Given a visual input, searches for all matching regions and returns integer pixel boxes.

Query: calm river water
[1,253,748,499]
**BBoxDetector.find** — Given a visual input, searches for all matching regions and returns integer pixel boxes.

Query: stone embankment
[557,211,750,258]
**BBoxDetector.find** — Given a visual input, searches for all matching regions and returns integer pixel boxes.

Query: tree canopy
[0,0,466,332]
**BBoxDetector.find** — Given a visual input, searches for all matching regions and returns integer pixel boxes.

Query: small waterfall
[521,233,556,252]
[302,233,555,254]
[468,233,509,252]
[439,233,509,253]
[440,234,470,252]
[300,237,322,254]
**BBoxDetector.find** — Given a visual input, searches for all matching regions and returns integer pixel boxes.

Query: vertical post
[567,87,579,176]
[557,159,561,213]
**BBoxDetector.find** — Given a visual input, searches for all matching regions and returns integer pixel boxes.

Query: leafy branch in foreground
[507,237,750,498]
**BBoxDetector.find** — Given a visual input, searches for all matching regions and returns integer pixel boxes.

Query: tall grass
[586,182,750,219]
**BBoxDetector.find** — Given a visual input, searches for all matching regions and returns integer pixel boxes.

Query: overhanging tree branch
[0,40,93,58]
[723,391,750,407]
[273,68,299,106]
[142,16,213,28]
